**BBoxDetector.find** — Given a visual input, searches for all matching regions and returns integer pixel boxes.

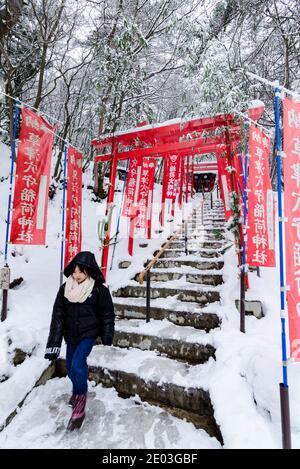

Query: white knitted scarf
[64,275,95,303]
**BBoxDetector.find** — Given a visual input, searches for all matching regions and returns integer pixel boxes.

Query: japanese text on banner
[10,107,54,245]
[247,124,275,267]
[136,158,156,229]
[283,97,300,361]
[122,155,142,218]
[64,147,83,268]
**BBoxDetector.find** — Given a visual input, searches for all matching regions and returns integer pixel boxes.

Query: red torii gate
[91,103,265,280]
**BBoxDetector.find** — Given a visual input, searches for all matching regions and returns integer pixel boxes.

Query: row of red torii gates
[91,102,265,280]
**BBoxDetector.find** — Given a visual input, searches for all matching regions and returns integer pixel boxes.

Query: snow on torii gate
[91,102,265,280]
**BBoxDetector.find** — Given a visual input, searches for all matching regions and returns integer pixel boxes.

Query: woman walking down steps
[44,251,115,431]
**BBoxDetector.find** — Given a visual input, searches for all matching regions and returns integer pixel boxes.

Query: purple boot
[67,394,87,430]
[68,395,75,407]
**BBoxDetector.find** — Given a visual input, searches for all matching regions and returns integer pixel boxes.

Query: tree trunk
[34,43,48,109]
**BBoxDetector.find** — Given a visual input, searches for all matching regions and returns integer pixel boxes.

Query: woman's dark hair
[73,264,94,279]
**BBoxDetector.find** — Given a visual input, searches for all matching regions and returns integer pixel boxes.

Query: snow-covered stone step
[152,259,224,270]
[177,231,228,241]
[184,227,226,234]
[113,299,220,331]
[161,248,222,259]
[0,377,221,449]
[187,220,225,226]
[179,227,225,233]
[147,269,223,286]
[113,283,220,304]
[202,223,225,228]
[170,241,225,250]
[112,319,216,364]
[55,347,223,442]
[177,233,226,241]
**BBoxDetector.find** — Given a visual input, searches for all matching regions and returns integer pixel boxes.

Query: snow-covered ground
[1,140,300,449]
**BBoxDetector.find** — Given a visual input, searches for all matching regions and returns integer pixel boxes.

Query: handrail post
[146,269,151,323]
[185,221,188,255]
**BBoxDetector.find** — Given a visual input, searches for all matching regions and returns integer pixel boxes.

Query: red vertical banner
[283,97,300,361]
[161,154,181,225]
[179,155,184,208]
[10,108,54,245]
[64,147,83,268]
[216,145,232,221]
[247,125,275,267]
[136,157,156,230]
[124,155,143,255]
[122,154,142,218]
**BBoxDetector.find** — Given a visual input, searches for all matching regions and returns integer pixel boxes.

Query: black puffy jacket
[45,282,115,358]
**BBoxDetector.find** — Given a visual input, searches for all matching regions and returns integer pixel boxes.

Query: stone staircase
[57,198,228,444]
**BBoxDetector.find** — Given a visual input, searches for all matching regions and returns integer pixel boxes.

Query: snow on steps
[112,319,216,364]
[160,248,223,259]
[150,259,224,270]
[55,345,223,443]
[113,297,221,331]
[142,269,223,286]
[113,283,221,304]
[102,203,227,442]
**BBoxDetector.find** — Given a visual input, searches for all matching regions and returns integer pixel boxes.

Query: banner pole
[59,145,68,286]
[1,100,20,322]
[240,121,249,333]
[4,101,20,264]
[275,85,292,449]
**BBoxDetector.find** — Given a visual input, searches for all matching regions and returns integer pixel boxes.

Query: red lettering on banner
[283,97,300,361]
[10,108,54,245]
[136,158,156,230]
[64,147,83,268]
[122,155,142,217]
[247,125,275,267]
[163,154,181,201]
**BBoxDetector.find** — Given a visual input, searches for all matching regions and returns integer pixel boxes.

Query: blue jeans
[66,338,96,395]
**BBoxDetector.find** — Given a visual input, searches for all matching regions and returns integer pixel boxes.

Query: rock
[118,261,131,269]
[235,300,264,319]
[13,349,28,366]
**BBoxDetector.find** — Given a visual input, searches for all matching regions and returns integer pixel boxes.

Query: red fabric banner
[163,154,181,201]
[160,154,181,226]
[178,155,184,208]
[136,158,156,230]
[126,156,154,254]
[247,125,275,267]
[283,97,300,361]
[122,155,142,217]
[10,108,54,245]
[64,147,83,268]
[216,145,232,221]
